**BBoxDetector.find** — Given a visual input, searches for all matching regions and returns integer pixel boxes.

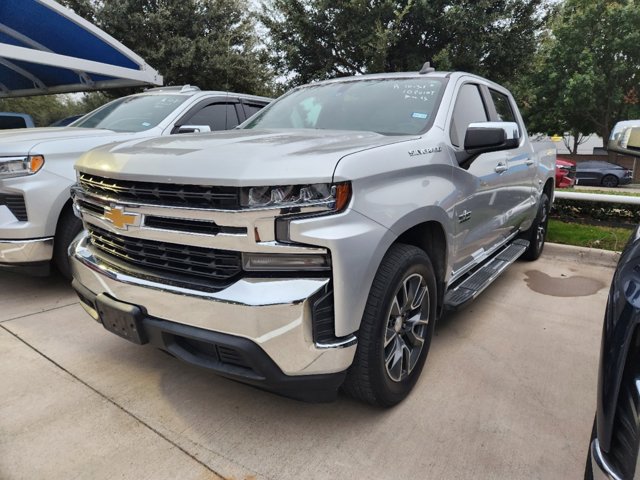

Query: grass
[547,219,634,251]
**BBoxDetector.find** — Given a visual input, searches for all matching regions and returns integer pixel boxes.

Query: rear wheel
[521,192,549,261]
[53,206,83,281]
[601,175,619,188]
[343,243,437,407]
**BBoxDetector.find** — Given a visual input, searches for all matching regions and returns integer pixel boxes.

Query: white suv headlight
[0,155,45,178]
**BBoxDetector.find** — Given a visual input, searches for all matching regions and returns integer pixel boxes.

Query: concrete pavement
[0,244,619,479]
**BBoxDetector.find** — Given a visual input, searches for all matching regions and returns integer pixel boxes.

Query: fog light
[242,253,330,271]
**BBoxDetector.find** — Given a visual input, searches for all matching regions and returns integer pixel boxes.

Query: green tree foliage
[62,0,275,96]
[519,0,640,146]
[0,93,108,127]
[261,0,546,87]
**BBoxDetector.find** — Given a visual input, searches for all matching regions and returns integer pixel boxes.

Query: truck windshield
[243,78,445,135]
[73,95,188,132]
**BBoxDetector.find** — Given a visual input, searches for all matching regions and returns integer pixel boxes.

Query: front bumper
[591,439,623,480]
[70,232,357,398]
[0,237,53,273]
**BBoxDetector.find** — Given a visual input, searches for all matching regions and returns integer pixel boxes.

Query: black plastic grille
[173,336,251,370]
[88,225,242,282]
[312,289,336,344]
[79,172,240,209]
[144,216,246,236]
[0,194,27,221]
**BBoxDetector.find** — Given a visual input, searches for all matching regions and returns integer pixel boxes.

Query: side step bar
[444,239,529,310]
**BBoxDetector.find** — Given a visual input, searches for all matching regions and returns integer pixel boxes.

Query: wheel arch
[394,221,448,316]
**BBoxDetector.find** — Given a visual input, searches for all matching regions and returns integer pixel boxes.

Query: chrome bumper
[0,237,53,264]
[70,232,357,376]
[591,439,623,480]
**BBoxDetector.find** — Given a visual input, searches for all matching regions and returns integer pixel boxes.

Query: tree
[0,93,107,127]
[519,0,640,147]
[261,0,547,87]
[62,0,275,96]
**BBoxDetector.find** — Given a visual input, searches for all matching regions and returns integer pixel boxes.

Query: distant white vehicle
[0,86,271,278]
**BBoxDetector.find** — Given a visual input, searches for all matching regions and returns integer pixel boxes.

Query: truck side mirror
[464,122,520,155]
[608,120,640,158]
[175,125,212,134]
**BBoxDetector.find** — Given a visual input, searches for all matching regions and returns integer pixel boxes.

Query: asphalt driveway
[0,244,619,480]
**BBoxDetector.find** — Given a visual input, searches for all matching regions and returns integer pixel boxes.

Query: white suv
[0,86,271,278]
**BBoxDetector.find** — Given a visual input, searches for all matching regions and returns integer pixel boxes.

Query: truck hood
[0,127,121,155]
[76,129,417,185]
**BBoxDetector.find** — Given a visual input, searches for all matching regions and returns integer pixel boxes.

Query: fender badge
[104,206,138,230]
[408,146,442,157]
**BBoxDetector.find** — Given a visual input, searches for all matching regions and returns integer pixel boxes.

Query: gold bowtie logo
[104,206,137,230]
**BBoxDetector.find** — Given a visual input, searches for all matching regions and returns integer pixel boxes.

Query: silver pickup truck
[70,68,555,406]
[0,86,270,279]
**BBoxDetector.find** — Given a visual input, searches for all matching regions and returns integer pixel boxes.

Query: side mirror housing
[609,120,640,158]
[464,121,520,155]
[175,125,212,134]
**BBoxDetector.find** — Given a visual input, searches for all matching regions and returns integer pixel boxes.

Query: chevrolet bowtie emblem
[104,206,138,230]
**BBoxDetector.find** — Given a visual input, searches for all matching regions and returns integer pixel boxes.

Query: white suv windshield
[74,95,188,132]
[244,78,445,135]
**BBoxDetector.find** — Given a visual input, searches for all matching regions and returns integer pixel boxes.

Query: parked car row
[555,157,634,189]
[2,70,640,474]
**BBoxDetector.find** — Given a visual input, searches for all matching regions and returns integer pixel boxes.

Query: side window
[184,103,240,131]
[489,90,517,124]
[242,103,266,119]
[450,84,488,147]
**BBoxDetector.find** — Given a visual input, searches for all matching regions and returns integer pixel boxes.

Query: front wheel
[343,244,437,407]
[521,192,550,261]
[53,206,83,281]
[601,174,619,188]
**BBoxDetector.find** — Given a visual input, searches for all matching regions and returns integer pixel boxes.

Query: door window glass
[489,90,517,124]
[186,103,239,130]
[450,84,488,147]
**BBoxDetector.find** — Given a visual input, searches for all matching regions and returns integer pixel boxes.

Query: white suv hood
[0,127,122,155]
[75,129,417,185]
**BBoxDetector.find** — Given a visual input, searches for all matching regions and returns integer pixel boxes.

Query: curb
[543,242,620,268]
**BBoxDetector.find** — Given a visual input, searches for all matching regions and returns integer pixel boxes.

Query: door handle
[495,163,508,173]
[525,158,534,166]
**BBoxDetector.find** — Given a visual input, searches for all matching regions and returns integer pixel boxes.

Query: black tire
[53,206,83,281]
[343,243,437,407]
[601,175,619,188]
[521,192,549,261]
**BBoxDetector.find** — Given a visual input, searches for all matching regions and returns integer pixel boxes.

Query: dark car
[576,160,633,188]
[586,121,640,479]
[48,114,84,127]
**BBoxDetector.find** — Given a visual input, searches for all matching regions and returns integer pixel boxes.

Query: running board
[444,239,529,310]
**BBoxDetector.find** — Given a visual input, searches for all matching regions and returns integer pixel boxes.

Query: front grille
[0,193,27,221]
[79,172,240,209]
[88,225,242,282]
[144,216,246,236]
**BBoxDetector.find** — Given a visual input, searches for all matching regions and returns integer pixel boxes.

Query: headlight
[240,182,351,211]
[0,155,45,178]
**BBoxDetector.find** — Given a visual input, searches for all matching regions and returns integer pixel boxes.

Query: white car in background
[0,85,271,278]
